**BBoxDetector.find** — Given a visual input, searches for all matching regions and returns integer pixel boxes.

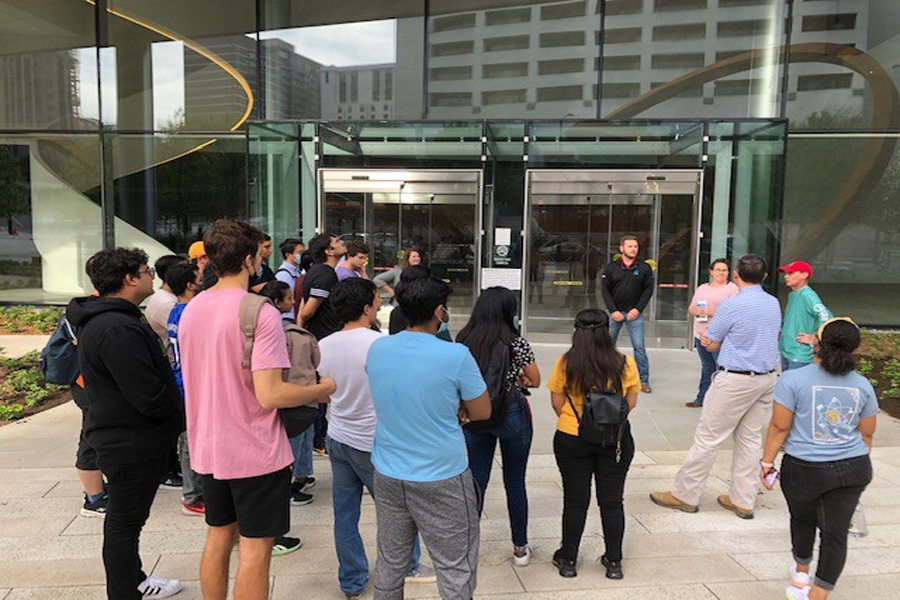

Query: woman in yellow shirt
[547,309,640,580]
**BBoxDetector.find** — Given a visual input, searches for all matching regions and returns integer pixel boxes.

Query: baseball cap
[777,261,812,277]
[188,241,206,260]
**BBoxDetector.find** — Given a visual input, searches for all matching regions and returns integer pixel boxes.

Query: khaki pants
[672,370,776,510]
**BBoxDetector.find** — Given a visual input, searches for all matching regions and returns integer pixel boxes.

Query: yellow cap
[188,241,206,260]
[816,317,858,342]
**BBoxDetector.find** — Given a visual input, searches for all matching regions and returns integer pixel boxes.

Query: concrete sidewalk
[2,347,900,599]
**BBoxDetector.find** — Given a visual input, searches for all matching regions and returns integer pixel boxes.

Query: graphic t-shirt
[689,282,739,339]
[776,363,878,462]
[547,355,640,437]
[166,302,188,396]
[780,286,832,364]
[179,288,293,479]
[366,331,486,482]
[317,327,385,452]
[302,264,341,340]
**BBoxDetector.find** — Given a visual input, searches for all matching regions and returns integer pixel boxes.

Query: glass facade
[1,0,898,326]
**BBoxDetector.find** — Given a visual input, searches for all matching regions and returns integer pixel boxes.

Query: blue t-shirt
[775,364,878,462]
[366,331,487,482]
[166,302,188,397]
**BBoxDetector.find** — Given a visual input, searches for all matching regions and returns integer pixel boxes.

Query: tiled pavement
[2,345,900,598]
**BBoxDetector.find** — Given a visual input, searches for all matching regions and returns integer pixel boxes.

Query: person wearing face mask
[685,259,739,408]
[387,265,452,341]
[275,238,305,321]
[365,275,491,600]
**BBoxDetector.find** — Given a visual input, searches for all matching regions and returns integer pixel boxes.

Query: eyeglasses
[139,267,156,278]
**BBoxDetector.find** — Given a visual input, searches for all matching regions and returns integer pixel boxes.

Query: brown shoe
[641,384,652,393]
[717,495,754,519]
[649,491,698,513]
[684,401,703,408]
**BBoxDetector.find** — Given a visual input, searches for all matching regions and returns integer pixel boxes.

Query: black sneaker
[159,474,183,490]
[600,555,623,579]
[291,490,314,506]
[552,549,577,578]
[291,477,316,494]
[272,535,303,557]
[81,494,108,518]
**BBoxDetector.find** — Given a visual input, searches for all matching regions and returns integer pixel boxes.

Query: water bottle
[696,300,709,323]
[848,503,869,538]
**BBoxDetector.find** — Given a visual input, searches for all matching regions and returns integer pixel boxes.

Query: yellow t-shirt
[547,354,641,436]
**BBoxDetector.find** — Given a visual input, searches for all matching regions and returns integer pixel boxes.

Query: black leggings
[553,426,634,562]
[780,454,872,591]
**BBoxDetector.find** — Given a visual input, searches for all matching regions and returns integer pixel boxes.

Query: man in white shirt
[144,255,188,348]
[318,277,431,598]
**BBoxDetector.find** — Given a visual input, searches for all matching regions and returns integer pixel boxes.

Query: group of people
[64,224,876,600]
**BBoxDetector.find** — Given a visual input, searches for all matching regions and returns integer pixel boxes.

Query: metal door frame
[317,168,484,294]
[522,169,704,348]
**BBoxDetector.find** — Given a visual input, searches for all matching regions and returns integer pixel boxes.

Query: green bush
[0,306,63,334]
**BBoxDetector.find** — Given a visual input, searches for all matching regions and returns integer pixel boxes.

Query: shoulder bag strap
[238,294,274,370]
[565,390,582,424]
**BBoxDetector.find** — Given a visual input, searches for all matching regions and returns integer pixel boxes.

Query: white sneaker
[404,565,437,584]
[789,562,810,589]
[513,545,532,567]
[785,584,809,599]
[138,576,183,598]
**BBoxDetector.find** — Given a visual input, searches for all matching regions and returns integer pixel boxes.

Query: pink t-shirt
[179,288,293,480]
[690,282,739,339]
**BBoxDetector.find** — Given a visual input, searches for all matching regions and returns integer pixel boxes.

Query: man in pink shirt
[180,220,335,600]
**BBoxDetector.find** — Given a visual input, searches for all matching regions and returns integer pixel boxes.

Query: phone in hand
[764,468,779,488]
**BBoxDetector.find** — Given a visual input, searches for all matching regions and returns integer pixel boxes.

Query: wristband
[760,461,774,469]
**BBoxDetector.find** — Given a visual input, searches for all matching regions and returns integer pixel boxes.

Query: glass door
[523,170,701,347]
[319,169,481,315]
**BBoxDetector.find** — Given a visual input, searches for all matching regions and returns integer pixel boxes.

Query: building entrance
[523,170,701,346]
[318,169,482,314]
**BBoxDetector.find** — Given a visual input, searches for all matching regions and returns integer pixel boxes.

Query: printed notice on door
[481,268,522,291]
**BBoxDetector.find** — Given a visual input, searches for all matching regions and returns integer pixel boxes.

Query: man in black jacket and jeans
[67,248,184,599]
[601,235,654,393]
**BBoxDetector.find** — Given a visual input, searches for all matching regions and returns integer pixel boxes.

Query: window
[485,7,531,26]
[483,62,529,79]
[653,0,706,11]
[802,13,857,32]
[797,73,854,91]
[606,0,643,16]
[429,92,472,107]
[373,71,381,101]
[540,1,586,21]
[536,85,582,102]
[539,31,586,48]
[719,0,770,6]
[717,20,773,38]
[350,72,358,103]
[484,35,530,52]
[432,13,476,32]
[538,58,585,76]
[482,89,527,105]
[430,66,474,81]
[653,24,705,41]
[714,79,760,96]
[339,73,347,103]
[385,71,393,101]
[602,83,641,98]
[603,55,641,70]
[651,53,706,69]
[430,41,475,57]
[605,27,643,44]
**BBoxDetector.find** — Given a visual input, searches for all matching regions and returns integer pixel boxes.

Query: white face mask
[438,305,451,334]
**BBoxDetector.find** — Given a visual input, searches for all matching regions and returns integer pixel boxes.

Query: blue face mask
[294,253,302,266]
[438,306,451,335]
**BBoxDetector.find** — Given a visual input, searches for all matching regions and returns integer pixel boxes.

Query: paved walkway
[2,345,900,598]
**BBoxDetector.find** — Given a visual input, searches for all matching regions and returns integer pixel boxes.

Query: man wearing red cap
[778,261,832,371]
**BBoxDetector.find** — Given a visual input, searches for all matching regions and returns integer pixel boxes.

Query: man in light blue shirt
[366,276,490,600]
[653,254,782,520]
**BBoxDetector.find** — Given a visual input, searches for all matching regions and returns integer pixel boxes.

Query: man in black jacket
[600,235,654,393]
[67,248,184,599]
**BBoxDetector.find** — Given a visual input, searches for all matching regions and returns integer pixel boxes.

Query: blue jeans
[782,357,809,372]
[313,403,328,450]
[289,427,314,479]
[694,338,719,405]
[609,314,650,384]
[327,437,420,595]
[464,397,533,547]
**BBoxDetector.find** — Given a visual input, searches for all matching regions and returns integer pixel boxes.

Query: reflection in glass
[0,134,102,302]
[0,0,99,129]
[427,0,601,119]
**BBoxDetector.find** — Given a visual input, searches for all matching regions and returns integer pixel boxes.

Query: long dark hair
[563,309,626,396]
[456,287,518,374]
[818,319,860,376]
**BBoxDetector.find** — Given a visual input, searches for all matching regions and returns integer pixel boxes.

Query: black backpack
[40,316,79,385]
[464,342,520,432]
[566,388,629,462]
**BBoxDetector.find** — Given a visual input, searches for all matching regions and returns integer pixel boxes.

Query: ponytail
[817,319,860,376]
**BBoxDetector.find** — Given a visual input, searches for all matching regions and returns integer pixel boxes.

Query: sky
[77,20,396,128]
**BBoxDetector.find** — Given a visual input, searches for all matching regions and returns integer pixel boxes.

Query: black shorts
[201,467,291,538]
[72,385,98,471]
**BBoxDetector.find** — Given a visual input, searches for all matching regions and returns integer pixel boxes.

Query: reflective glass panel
[0,0,99,129]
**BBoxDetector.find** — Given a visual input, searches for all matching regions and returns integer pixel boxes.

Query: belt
[718,368,776,376]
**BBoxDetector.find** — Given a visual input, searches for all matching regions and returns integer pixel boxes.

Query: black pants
[781,454,872,591]
[553,426,634,562]
[71,385,98,471]
[313,402,328,450]
[97,456,169,599]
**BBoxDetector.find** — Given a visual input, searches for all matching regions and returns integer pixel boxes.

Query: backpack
[463,342,521,432]
[238,294,318,438]
[40,316,79,385]
[275,267,304,313]
[566,388,629,462]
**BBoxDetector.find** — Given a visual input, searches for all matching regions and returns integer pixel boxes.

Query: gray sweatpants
[177,432,203,505]
[373,469,480,600]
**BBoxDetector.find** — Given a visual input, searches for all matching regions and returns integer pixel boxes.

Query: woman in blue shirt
[760,318,878,600]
